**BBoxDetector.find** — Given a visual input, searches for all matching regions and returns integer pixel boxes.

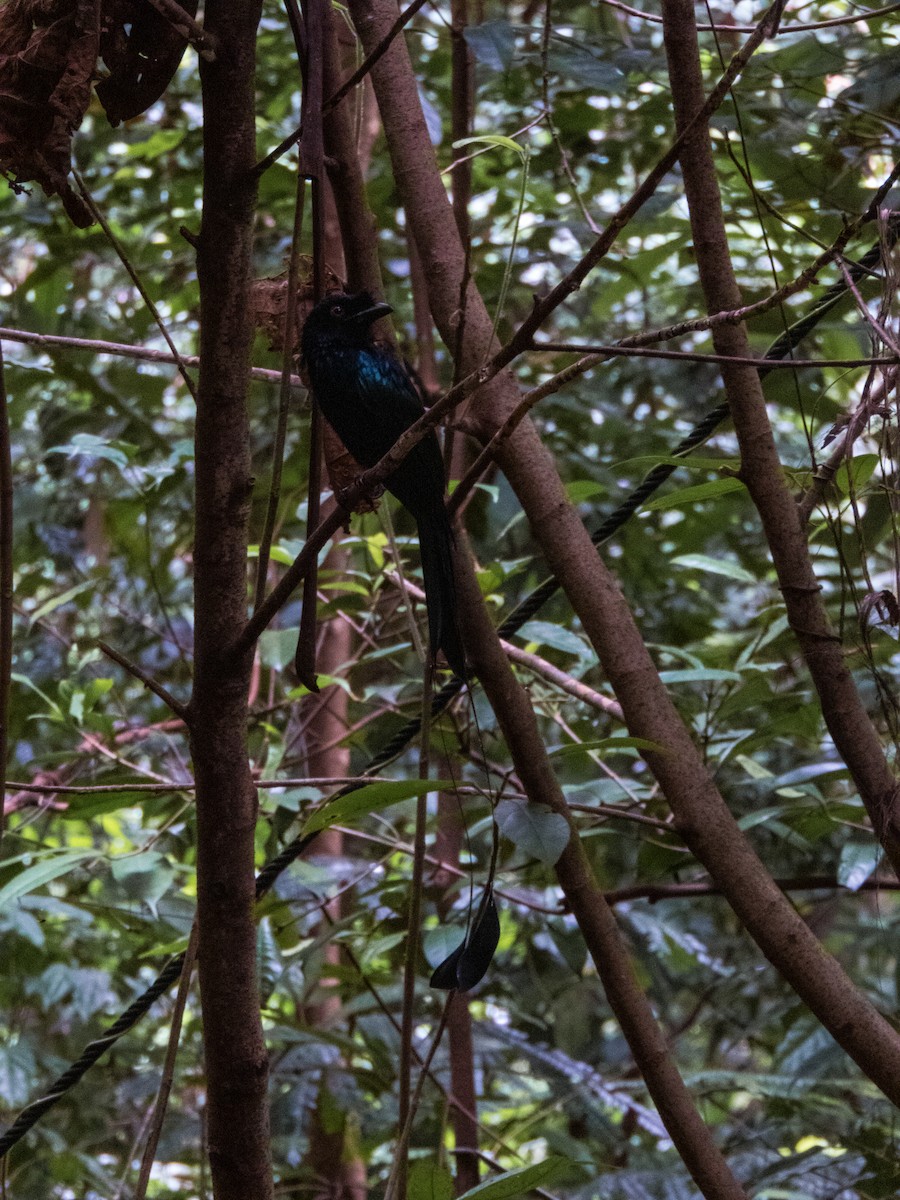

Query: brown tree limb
[604,875,900,904]
[660,0,900,876]
[453,538,749,1200]
[396,673,434,1200]
[325,0,430,114]
[190,0,273,1195]
[293,0,327,691]
[321,10,386,297]
[346,0,900,1108]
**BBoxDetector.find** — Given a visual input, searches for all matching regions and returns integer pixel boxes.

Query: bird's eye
[330,303,344,317]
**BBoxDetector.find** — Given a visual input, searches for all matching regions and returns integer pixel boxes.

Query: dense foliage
[3,1,900,1197]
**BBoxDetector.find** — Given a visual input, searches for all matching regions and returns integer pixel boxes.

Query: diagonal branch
[347,0,900,1109]
[661,0,900,876]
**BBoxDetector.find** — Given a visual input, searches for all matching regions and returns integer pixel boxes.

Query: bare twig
[133,922,200,1199]
[325,0,430,113]
[500,639,623,721]
[73,175,198,402]
[252,0,431,178]
[97,640,190,723]
[532,344,899,370]
[253,169,306,610]
[0,326,302,388]
[597,0,900,32]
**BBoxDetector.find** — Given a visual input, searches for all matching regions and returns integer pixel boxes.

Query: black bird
[300,290,465,678]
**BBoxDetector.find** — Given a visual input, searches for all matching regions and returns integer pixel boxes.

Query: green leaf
[770,762,847,789]
[456,1156,571,1200]
[46,433,137,471]
[248,543,297,567]
[614,454,740,473]
[550,735,666,758]
[12,672,63,718]
[645,477,746,510]
[453,134,526,159]
[462,21,516,72]
[545,42,626,93]
[424,922,467,968]
[258,627,300,670]
[517,620,594,659]
[659,668,742,684]
[835,453,879,495]
[408,1159,454,1200]
[301,779,455,835]
[495,800,569,866]
[672,554,757,584]
[27,580,94,630]
[565,479,607,502]
[359,931,407,968]
[838,842,880,892]
[61,790,161,820]
[125,128,186,159]
[0,850,98,911]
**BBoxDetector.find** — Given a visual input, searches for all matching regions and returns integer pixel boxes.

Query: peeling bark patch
[0,0,197,223]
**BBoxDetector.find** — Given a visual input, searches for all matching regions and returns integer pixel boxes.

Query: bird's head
[303,290,393,341]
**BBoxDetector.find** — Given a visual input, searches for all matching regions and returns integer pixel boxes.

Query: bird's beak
[352,300,393,324]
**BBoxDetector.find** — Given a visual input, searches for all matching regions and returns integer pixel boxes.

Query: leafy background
[3,1,900,1197]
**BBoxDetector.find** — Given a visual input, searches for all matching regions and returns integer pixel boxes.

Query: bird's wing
[353,349,426,430]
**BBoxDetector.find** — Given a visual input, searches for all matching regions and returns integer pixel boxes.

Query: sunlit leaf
[456,1156,572,1200]
[301,779,455,835]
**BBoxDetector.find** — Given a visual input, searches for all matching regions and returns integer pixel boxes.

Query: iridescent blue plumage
[301,291,465,677]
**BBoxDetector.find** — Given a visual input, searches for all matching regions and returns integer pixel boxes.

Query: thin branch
[384,999,452,1200]
[533,345,899,370]
[133,922,200,1199]
[251,0,431,179]
[0,328,302,388]
[325,0,430,112]
[596,0,900,32]
[253,169,306,610]
[567,802,675,832]
[605,875,900,904]
[97,640,190,723]
[293,0,326,690]
[835,255,900,357]
[5,774,449,795]
[73,175,198,402]
[500,640,624,721]
[798,369,897,522]
[397,672,434,1196]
